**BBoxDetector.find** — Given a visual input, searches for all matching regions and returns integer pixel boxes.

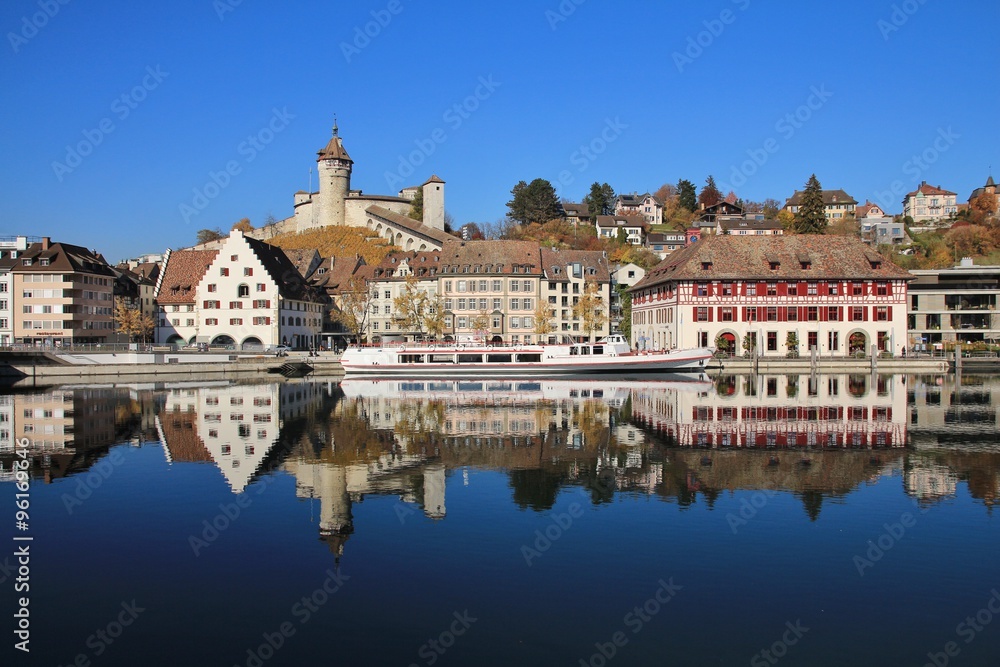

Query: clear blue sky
[1,0,996,262]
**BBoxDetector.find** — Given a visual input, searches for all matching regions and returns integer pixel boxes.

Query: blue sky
[1,0,996,262]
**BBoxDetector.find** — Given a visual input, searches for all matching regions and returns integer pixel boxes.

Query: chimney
[41,237,50,250]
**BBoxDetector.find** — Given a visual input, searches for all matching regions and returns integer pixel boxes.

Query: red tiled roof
[632,235,911,290]
[905,182,956,198]
[155,249,218,304]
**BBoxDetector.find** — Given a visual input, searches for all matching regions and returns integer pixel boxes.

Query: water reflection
[3,373,1000,532]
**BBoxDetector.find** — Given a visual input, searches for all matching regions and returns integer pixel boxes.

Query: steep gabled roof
[905,182,956,198]
[155,249,218,304]
[632,235,910,290]
[242,235,327,303]
[10,241,115,276]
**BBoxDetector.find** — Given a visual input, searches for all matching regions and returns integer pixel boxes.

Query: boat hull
[341,347,713,377]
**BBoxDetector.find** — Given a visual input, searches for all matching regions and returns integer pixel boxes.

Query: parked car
[268,345,291,357]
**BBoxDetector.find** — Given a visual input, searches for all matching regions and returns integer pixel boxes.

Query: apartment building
[8,238,115,346]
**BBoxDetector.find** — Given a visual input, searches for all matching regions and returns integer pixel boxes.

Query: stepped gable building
[630,235,911,356]
[154,248,219,346]
[8,238,116,346]
[155,230,327,349]
[260,121,449,252]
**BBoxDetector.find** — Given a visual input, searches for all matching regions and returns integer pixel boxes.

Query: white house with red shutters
[629,235,911,357]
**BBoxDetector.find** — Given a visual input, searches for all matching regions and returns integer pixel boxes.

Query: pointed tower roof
[987,175,995,187]
[317,118,353,163]
[423,174,445,185]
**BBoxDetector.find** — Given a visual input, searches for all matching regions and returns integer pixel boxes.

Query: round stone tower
[314,119,353,229]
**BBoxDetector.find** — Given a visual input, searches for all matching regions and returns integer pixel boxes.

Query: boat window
[516,353,542,363]
[593,346,603,355]
[457,354,484,363]
[428,354,455,363]
[486,354,512,363]
[580,347,590,355]
[570,347,578,355]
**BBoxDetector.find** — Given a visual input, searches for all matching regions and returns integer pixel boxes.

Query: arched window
[238,284,250,298]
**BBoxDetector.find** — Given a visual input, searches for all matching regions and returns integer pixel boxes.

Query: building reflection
[5,371,1000,559]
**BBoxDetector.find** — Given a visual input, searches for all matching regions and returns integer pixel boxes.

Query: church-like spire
[332,114,338,138]
[317,115,352,163]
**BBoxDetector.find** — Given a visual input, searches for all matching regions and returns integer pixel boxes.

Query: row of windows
[691,281,890,298]
[694,305,893,322]
[219,267,253,277]
[444,279,535,293]
[202,300,272,309]
[165,316,313,327]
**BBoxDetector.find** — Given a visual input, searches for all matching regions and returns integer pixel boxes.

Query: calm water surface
[2,372,999,666]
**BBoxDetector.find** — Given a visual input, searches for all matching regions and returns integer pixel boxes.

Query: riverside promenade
[0,349,345,386]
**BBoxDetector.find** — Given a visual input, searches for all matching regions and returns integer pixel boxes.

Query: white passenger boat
[340,334,713,377]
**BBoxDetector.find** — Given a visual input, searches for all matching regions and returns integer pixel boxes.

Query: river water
[1,372,998,666]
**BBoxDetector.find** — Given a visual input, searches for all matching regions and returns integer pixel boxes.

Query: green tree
[698,175,722,209]
[794,174,827,234]
[785,331,799,357]
[583,182,616,221]
[409,187,423,221]
[507,178,561,225]
[676,179,697,212]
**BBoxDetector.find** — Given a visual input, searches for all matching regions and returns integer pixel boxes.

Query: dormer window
[800,261,811,270]
[22,258,31,266]
[701,262,712,270]
[39,258,49,266]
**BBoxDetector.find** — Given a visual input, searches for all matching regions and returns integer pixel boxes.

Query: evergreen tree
[698,175,722,209]
[583,182,616,221]
[676,179,697,212]
[507,178,561,225]
[409,187,423,221]
[795,174,827,234]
